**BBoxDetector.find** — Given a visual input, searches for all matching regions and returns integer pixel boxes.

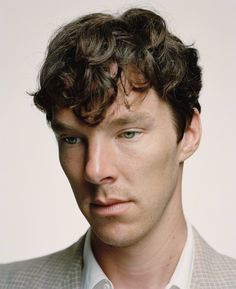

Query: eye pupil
[124,131,136,139]
[65,137,78,144]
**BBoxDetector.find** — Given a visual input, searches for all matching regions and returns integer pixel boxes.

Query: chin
[91,222,144,248]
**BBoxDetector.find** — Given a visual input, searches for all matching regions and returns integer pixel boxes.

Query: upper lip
[91,199,130,206]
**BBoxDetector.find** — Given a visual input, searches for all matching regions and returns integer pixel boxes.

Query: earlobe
[179,109,202,162]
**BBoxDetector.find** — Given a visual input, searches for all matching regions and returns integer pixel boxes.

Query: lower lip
[91,202,131,216]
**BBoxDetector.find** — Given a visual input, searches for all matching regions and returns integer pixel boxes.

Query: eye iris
[124,131,136,139]
[66,137,78,144]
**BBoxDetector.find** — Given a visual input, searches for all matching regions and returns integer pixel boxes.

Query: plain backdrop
[0,0,235,263]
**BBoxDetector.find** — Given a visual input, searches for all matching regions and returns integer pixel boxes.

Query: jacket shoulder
[0,237,85,289]
[191,228,236,288]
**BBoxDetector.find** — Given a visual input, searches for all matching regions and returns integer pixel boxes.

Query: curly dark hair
[33,8,202,141]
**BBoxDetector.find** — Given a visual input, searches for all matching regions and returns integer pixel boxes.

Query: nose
[84,138,118,185]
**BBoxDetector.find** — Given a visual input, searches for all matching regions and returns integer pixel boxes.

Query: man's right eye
[61,136,81,145]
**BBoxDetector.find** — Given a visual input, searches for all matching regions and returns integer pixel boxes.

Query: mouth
[90,199,131,216]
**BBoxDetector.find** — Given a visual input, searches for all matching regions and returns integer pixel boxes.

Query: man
[1,8,236,289]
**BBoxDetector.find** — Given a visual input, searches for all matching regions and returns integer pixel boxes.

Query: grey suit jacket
[1,229,236,289]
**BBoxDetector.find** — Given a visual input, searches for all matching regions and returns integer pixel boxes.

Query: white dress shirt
[81,221,194,289]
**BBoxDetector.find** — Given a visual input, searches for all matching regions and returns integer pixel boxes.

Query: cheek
[153,143,179,174]
[152,143,179,186]
[59,151,91,209]
[59,149,84,187]
[124,137,180,197]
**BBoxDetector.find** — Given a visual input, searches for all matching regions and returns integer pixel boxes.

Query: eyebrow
[50,121,77,133]
[50,112,154,132]
[108,112,154,127]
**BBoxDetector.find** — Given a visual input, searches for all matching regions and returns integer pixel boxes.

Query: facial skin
[51,87,197,249]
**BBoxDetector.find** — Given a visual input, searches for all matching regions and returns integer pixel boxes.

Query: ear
[179,109,202,162]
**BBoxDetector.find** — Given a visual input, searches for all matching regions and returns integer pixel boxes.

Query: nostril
[100,176,114,184]
[84,140,118,184]
[84,160,117,185]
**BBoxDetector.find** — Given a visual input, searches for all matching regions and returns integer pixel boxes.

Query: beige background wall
[0,0,235,262]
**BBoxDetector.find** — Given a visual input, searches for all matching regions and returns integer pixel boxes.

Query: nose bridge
[87,137,103,175]
[84,135,115,184]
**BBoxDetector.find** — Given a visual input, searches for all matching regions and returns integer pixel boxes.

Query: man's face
[52,88,184,248]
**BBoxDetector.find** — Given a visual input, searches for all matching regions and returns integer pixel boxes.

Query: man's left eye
[121,131,141,139]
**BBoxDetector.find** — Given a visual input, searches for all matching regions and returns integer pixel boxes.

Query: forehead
[51,88,174,130]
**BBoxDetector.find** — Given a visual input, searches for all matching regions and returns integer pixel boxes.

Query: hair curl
[33,8,202,141]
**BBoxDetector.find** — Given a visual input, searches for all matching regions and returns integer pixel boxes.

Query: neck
[91,192,187,289]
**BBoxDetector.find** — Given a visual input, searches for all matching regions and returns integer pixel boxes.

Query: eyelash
[59,136,82,145]
[58,130,141,146]
[119,130,141,140]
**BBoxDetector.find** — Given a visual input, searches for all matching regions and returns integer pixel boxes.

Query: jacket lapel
[61,235,85,289]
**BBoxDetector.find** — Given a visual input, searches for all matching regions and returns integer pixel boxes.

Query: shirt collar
[81,229,113,289]
[166,220,195,289]
[81,221,194,289]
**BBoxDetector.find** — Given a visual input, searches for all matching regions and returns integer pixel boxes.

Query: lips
[92,198,129,206]
[90,198,131,216]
